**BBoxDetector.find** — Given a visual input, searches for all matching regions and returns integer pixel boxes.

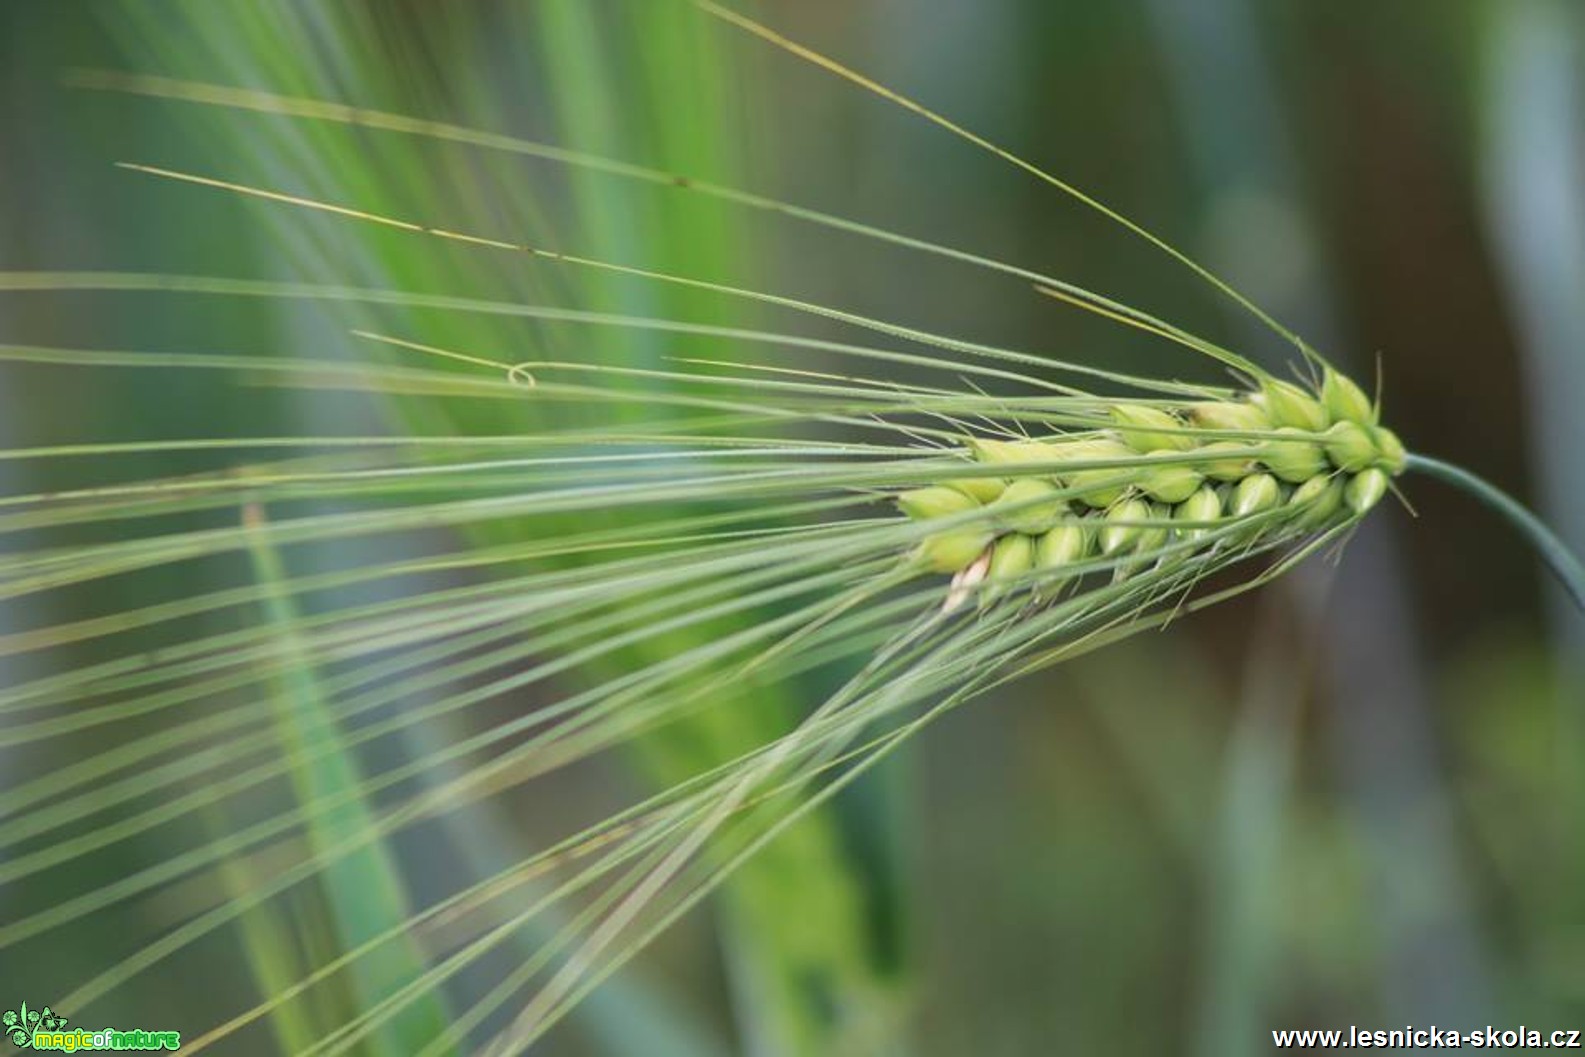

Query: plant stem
[1406,453,1585,614]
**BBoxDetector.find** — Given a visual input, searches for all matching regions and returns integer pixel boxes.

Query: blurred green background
[2,1,1583,1054]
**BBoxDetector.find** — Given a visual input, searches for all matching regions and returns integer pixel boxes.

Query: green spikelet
[1138,453,1205,503]
[1036,521,1094,574]
[1288,474,1346,529]
[1195,440,1259,482]
[917,529,993,573]
[1100,497,1151,557]
[1345,468,1390,515]
[1322,367,1376,425]
[1259,379,1330,432]
[1136,502,1172,556]
[1188,399,1273,434]
[987,532,1036,585]
[1322,421,1377,473]
[1109,502,1170,581]
[947,476,1008,504]
[1263,427,1328,484]
[897,486,978,521]
[1231,473,1282,520]
[1372,426,1408,474]
[968,437,1062,466]
[1174,485,1224,542]
[994,478,1068,534]
[1061,437,1137,508]
[1111,403,1194,452]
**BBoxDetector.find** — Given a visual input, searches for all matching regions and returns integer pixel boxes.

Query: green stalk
[244,501,455,1055]
[1406,453,1585,613]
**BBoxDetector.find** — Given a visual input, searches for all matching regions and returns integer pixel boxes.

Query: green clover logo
[3,1002,32,1049]
[3,1003,66,1049]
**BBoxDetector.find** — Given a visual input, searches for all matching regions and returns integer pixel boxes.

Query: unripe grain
[898,486,978,521]
[1174,484,1224,541]
[1136,502,1171,555]
[968,437,1059,466]
[1322,420,1376,473]
[1263,427,1328,484]
[918,529,993,573]
[1322,367,1375,425]
[1194,440,1259,482]
[1188,400,1272,434]
[1036,521,1093,572]
[1101,497,1151,556]
[1111,403,1194,452]
[1139,454,1205,503]
[1259,379,1330,432]
[996,477,1067,534]
[1061,437,1137,508]
[947,476,1007,504]
[1372,426,1407,474]
[1288,474,1345,529]
[1231,473,1282,520]
[911,364,1406,599]
[987,532,1035,584]
[1115,502,1171,580]
[1345,468,1389,515]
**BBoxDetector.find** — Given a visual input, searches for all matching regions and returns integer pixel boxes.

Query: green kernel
[1136,502,1172,555]
[1100,497,1151,556]
[987,532,1036,584]
[995,477,1068,534]
[1371,426,1407,475]
[1187,399,1273,434]
[1174,484,1224,541]
[896,486,978,521]
[1321,368,1376,425]
[1288,474,1345,529]
[1036,522,1093,572]
[1138,453,1205,503]
[1231,473,1282,519]
[1259,379,1331,432]
[1062,438,1137,508]
[1263,427,1328,483]
[947,476,1007,504]
[1114,503,1171,579]
[1322,420,1376,473]
[916,529,993,573]
[1111,403,1194,452]
[969,437,1061,466]
[1194,440,1259,482]
[1345,468,1390,515]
